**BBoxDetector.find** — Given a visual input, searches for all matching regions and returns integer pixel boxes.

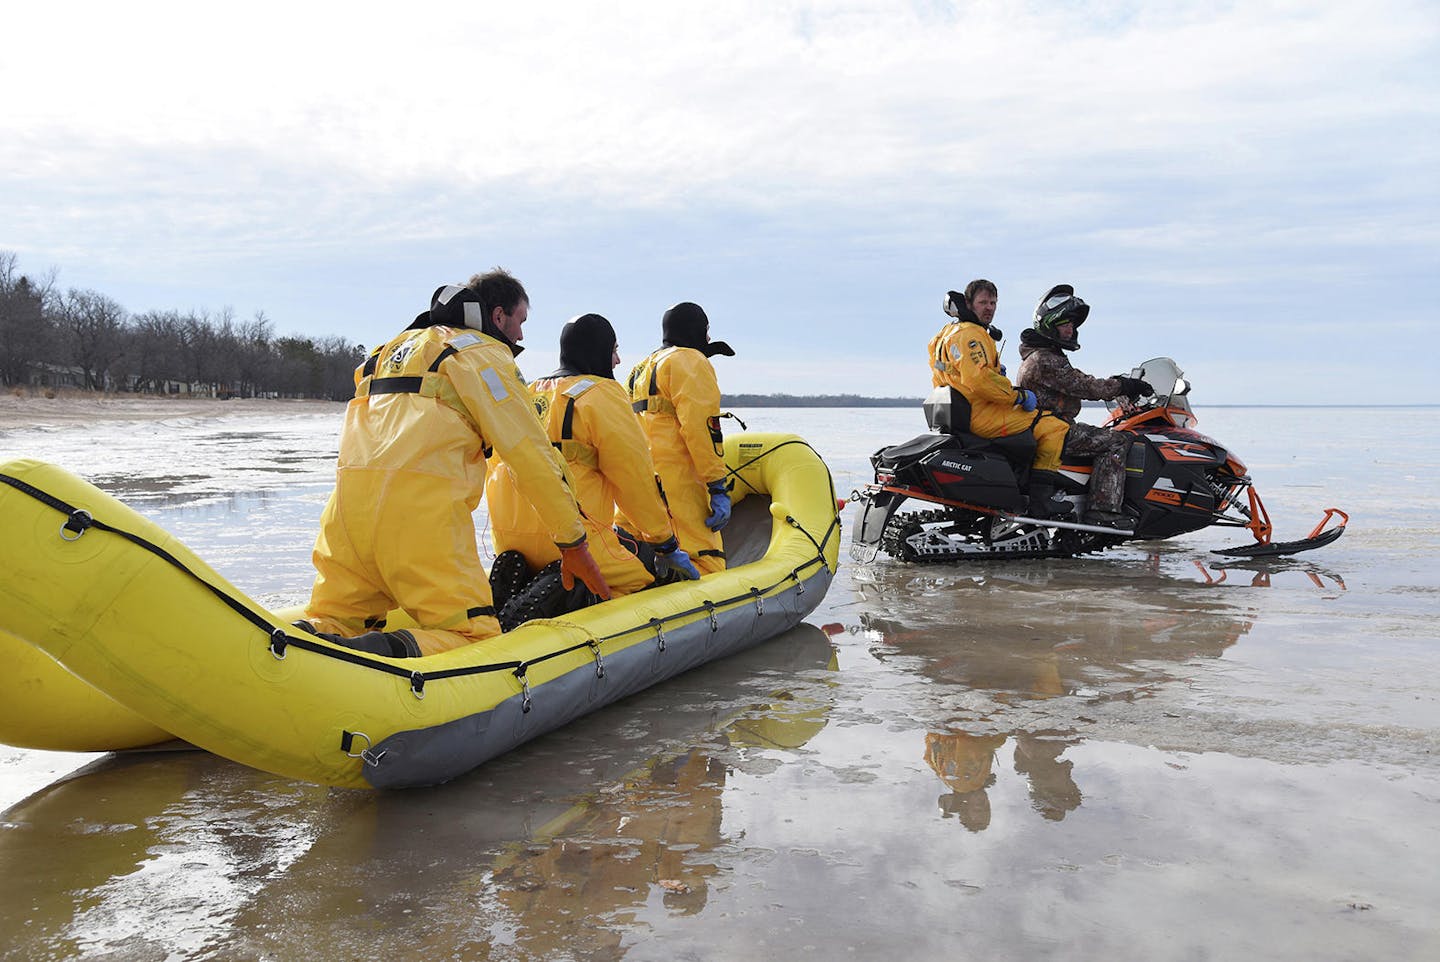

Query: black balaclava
[661,302,735,358]
[408,284,523,356]
[552,313,618,379]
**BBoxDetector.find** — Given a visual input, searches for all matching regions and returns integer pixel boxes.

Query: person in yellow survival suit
[624,302,734,576]
[929,282,1072,517]
[485,312,700,627]
[301,271,610,658]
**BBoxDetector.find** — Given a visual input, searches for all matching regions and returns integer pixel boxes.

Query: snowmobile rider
[929,280,1072,517]
[1015,284,1154,530]
[930,278,998,386]
[302,271,610,658]
[486,312,700,628]
[624,301,734,576]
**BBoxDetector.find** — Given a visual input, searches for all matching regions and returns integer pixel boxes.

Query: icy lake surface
[1,403,1437,960]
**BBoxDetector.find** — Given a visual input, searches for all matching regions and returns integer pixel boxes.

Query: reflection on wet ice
[840,558,1271,835]
[482,749,726,957]
[477,633,840,957]
[0,752,341,960]
[1194,557,1348,594]
[0,624,841,960]
[926,730,1082,831]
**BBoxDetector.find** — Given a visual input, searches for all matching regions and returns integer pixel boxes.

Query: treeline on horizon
[723,393,921,407]
[0,252,363,400]
[1,252,929,406]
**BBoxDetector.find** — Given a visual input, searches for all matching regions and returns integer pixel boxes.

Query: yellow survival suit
[488,314,689,596]
[625,302,735,576]
[305,285,593,655]
[928,297,1068,474]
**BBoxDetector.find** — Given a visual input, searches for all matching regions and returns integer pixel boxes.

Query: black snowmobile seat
[922,385,1038,467]
[873,433,964,471]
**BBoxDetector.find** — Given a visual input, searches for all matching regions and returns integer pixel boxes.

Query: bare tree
[126,310,186,393]
[235,311,273,398]
[178,310,220,394]
[0,250,359,401]
[209,307,242,397]
[315,335,365,400]
[60,288,128,390]
[0,252,58,386]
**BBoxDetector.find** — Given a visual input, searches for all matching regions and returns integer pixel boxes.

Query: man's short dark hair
[964,278,998,303]
[467,268,528,321]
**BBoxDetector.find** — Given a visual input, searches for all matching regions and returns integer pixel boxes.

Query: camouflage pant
[1063,421,1130,513]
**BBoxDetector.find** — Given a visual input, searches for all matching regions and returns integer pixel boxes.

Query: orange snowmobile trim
[1307,508,1349,540]
[1245,487,1275,544]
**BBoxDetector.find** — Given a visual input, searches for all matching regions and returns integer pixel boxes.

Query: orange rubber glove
[559,542,612,600]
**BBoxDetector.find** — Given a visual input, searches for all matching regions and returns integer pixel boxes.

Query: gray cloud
[2,0,1435,400]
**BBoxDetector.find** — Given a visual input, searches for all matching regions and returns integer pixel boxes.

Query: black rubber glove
[1114,376,1154,399]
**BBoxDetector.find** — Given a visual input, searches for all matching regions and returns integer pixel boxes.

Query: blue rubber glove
[653,536,700,580]
[705,479,732,531]
[1015,388,1037,412]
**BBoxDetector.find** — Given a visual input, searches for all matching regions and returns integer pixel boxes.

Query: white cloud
[6,1,1435,205]
[1,1,1434,402]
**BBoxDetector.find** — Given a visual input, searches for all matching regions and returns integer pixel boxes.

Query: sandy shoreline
[0,392,340,432]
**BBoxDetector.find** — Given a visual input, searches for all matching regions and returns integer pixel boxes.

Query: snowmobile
[850,357,1346,563]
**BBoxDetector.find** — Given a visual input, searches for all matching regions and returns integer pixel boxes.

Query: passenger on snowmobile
[1015,284,1154,530]
[928,283,1071,517]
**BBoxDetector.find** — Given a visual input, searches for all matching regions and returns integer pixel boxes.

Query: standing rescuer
[624,301,734,575]
[929,280,1072,517]
[302,271,609,658]
[485,312,698,628]
[1016,284,1154,530]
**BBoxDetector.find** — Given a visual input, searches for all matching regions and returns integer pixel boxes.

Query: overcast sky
[3,1,1435,402]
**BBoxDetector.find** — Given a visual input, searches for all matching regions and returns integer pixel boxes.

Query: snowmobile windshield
[1105,357,1195,421]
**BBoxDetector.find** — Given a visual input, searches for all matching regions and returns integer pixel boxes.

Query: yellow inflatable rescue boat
[0,433,839,789]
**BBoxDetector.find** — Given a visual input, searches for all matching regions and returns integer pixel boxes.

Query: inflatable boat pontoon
[0,432,839,789]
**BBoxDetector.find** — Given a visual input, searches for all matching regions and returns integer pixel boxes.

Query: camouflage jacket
[1015,331,1124,423]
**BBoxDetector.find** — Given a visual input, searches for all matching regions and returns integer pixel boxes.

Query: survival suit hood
[661,301,735,358]
[943,289,1003,343]
[409,284,524,356]
[552,313,618,379]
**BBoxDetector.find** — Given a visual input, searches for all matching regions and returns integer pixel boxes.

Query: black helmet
[1033,284,1089,351]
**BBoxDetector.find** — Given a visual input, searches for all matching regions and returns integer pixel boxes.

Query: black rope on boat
[0,472,78,517]
[784,512,842,560]
[422,552,832,685]
[718,437,836,506]
[0,471,424,685]
[60,508,93,540]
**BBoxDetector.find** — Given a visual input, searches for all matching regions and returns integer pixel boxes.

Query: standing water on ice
[1,403,1438,961]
